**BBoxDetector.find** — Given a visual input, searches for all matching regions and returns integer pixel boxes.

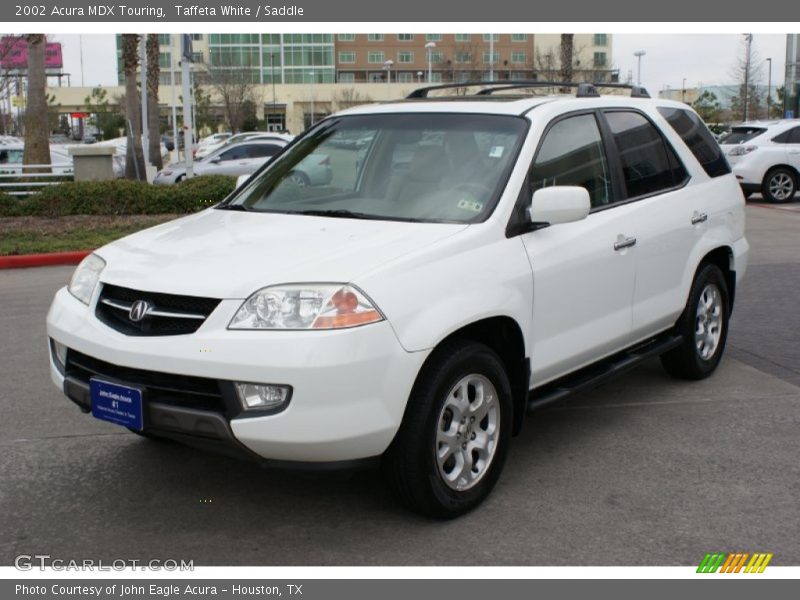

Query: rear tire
[761,168,796,203]
[382,341,513,518]
[660,263,730,380]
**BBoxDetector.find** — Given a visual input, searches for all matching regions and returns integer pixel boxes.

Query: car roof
[734,119,799,130]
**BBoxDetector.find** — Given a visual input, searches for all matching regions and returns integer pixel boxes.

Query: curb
[0,250,91,270]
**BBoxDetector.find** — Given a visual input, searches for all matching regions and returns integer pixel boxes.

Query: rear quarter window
[658,107,731,178]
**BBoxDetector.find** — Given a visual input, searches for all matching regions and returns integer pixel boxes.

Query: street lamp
[682,77,687,103]
[384,59,394,99]
[633,50,646,85]
[309,69,315,127]
[425,41,436,82]
[743,33,753,122]
[417,71,423,83]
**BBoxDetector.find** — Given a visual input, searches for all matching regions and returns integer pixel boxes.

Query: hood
[96,209,468,298]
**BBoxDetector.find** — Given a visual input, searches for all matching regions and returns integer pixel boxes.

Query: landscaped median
[0,175,236,268]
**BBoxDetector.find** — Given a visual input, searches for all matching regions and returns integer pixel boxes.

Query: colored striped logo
[697,552,773,573]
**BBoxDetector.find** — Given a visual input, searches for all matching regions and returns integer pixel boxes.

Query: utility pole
[489,34,494,82]
[633,50,646,85]
[181,34,194,178]
[766,57,772,119]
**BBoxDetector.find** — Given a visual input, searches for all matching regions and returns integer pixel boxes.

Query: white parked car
[719,119,800,202]
[194,132,232,159]
[47,83,748,517]
[0,143,74,174]
[154,140,288,185]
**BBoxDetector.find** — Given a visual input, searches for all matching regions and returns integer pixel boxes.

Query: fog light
[50,338,68,371]
[234,382,291,411]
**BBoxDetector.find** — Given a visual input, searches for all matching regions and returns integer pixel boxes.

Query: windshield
[221,113,527,223]
[718,127,766,145]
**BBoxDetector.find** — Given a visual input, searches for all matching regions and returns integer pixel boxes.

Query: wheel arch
[412,316,530,438]
[699,246,736,312]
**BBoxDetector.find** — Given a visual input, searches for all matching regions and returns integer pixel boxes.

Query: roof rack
[406,80,651,100]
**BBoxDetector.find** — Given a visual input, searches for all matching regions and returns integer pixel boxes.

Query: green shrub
[0,175,236,218]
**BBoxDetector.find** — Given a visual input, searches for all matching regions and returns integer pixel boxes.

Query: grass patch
[0,214,178,256]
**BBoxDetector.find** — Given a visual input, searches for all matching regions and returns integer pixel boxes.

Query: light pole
[384,59,394,99]
[270,53,277,131]
[425,41,436,82]
[633,50,646,85]
[682,77,687,103]
[417,71,423,83]
[766,57,772,119]
[489,34,495,82]
[309,70,315,128]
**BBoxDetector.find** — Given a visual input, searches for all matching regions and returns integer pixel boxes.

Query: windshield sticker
[489,146,504,158]
[457,199,483,212]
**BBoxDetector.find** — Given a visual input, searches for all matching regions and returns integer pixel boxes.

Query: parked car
[47,83,748,517]
[154,140,331,186]
[0,143,74,175]
[193,132,232,159]
[719,119,800,202]
[154,140,287,184]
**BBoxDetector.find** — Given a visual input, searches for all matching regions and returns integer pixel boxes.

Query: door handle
[691,211,708,225]
[614,235,637,251]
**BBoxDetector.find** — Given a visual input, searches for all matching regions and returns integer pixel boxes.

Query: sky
[48,33,790,94]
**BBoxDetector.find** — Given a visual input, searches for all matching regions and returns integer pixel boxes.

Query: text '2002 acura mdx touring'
[47,82,748,517]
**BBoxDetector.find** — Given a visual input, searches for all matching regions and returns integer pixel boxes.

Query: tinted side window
[218,146,248,161]
[604,111,687,198]
[530,113,612,208]
[246,144,281,158]
[775,126,800,144]
[657,107,731,177]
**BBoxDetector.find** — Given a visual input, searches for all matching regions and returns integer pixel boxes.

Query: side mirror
[209,156,222,163]
[236,174,249,187]
[530,186,591,226]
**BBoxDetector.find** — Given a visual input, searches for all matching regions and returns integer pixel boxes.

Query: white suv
[720,119,800,203]
[47,83,748,517]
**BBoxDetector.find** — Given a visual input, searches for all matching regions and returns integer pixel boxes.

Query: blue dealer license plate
[90,379,143,431]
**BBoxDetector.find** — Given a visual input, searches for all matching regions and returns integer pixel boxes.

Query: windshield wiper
[216,203,249,211]
[293,209,376,220]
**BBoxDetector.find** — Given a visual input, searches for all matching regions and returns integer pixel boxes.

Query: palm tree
[121,34,145,180]
[22,34,51,171]
[146,34,162,170]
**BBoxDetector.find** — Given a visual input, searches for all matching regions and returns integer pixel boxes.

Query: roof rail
[406,80,651,99]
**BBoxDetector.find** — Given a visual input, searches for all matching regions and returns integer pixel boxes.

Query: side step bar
[527,333,684,412]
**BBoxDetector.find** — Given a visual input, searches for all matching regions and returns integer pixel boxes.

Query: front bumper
[47,286,427,463]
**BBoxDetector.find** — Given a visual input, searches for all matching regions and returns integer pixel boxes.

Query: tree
[692,90,722,123]
[206,55,260,132]
[121,34,145,180]
[559,34,574,83]
[145,34,162,169]
[22,34,50,171]
[770,86,785,119]
[729,35,763,122]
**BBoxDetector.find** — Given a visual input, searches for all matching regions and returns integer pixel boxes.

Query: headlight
[728,145,757,156]
[228,284,384,330]
[68,254,106,305]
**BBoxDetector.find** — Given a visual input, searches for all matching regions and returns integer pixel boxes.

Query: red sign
[0,37,63,70]
[71,112,90,118]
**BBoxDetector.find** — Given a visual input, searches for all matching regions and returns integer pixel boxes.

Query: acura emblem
[129,300,151,322]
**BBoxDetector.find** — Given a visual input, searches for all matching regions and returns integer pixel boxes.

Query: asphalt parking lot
[1,202,798,566]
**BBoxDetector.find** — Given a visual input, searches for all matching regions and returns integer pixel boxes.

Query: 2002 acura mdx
[47,82,748,518]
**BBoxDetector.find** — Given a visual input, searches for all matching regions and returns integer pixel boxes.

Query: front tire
[383,341,513,518]
[761,168,796,203]
[661,263,730,380]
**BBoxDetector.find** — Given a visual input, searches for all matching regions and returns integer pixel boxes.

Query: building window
[368,51,386,64]
[430,51,444,63]
[430,72,443,82]
[482,34,500,42]
[397,72,415,82]
[482,51,499,64]
[397,51,414,64]
[455,52,472,64]
[338,51,356,64]
[338,72,355,83]
[593,34,608,46]
[397,34,414,42]
[426,34,442,42]
[511,34,527,42]
[511,52,527,64]
[191,34,203,41]
[338,34,355,42]
[593,52,607,67]
[191,52,204,64]
[367,34,384,42]
[510,72,528,81]
[454,34,472,42]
